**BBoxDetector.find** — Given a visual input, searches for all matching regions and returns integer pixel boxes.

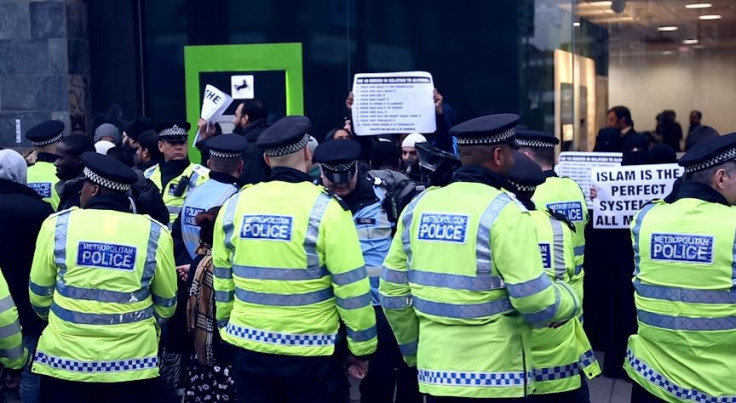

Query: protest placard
[201,85,232,121]
[195,85,233,143]
[351,71,436,136]
[555,152,622,208]
[591,163,683,229]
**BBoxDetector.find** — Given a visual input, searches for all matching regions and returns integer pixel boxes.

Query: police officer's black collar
[340,173,379,214]
[209,171,241,187]
[36,152,59,163]
[84,193,133,213]
[671,181,730,207]
[268,166,313,184]
[160,159,190,176]
[451,165,508,190]
[543,170,557,178]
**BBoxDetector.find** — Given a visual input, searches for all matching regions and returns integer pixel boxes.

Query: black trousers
[630,382,668,403]
[39,375,158,403]
[526,377,590,403]
[231,346,333,403]
[359,307,423,403]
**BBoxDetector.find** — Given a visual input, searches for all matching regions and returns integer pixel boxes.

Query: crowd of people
[0,89,733,403]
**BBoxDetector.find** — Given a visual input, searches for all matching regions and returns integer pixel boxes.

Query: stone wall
[0,0,89,147]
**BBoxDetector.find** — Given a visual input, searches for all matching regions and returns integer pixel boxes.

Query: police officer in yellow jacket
[144,121,209,227]
[213,116,377,402]
[29,152,178,402]
[516,130,588,287]
[504,151,600,402]
[25,120,64,210]
[0,268,28,370]
[380,114,581,402]
[625,133,736,403]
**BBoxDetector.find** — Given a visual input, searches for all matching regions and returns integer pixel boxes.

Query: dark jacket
[0,179,54,335]
[236,119,271,185]
[56,176,85,211]
[131,170,170,226]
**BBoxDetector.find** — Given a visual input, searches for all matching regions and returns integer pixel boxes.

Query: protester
[94,123,121,145]
[55,134,96,210]
[0,149,52,401]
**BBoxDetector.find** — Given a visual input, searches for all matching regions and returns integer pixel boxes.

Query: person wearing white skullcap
[400,133,427,165]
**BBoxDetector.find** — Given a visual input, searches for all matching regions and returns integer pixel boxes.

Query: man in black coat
[0,149,54,401]
[55,134,96,210]
[195,100,271,184]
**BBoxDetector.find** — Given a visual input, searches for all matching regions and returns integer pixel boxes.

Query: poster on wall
[351,71,436,136]
[231,75,254,99]
[591,163,683,229]
[555,151,622,208]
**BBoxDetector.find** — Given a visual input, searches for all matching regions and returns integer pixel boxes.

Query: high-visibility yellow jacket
[29,206,177,382]
[380,181,581,399]
[0,268,28,370]
[625,198,736,402]
[27,158,60,210]
[529,210,600,395]
[145,162,209,227]
[213,180,377,358]
[533,175,588,297]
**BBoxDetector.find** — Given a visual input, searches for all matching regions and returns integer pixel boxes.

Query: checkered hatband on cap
[685,148,736,173]
[83,167,131,191]
[515,138,556,148]
[159,125,187,138]
[508,180,537,193]
[209,149,241,159]
[321,161,357,172]
[264,134,310,157]
[31,133,63,147]
[456,128,515,146]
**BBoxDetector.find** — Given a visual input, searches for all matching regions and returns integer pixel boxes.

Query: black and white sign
[352,71,436,136]
[231,75,254,100]
[555,152,622,208]
[591,163,683,229]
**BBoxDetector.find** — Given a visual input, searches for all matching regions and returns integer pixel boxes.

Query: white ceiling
[575,0,736,52]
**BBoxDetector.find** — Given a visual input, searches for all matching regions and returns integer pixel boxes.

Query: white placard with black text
[554,152,622,208]
[351,71,436,136]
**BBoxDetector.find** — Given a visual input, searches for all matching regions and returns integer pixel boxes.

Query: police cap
[515,129,559,148]
[450,114,519,147]
[81,152,138,191]
[206,134,249,159]
[26,120,64,146]
[507,151,546,193]
[257,116,311,157]
[155,121,190,142]
[313,139,362,184]
[124,117,154,141]
[679,132,736,174]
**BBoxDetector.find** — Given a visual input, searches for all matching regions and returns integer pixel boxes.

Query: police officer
[212,116,377,402]
[504,151,600,403]
[26,120,64,209]
[174,133,249,264]
[625,133,736,403]
[29,152,178,402]
[0,266,28,371]
[144,121,209,228]
[314,139,421,403]
[379,114,581,402]
[516,130,588,281]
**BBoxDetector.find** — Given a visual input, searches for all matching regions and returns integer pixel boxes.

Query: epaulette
[321,187,350,211]
[49,206,78,218]
[547,208,576,232]
[143,165,158,178]
[192,164,210,176]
